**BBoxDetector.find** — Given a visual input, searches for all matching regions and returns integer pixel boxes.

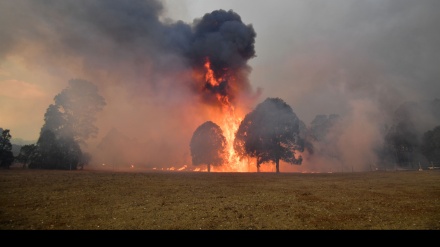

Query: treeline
[303,99,440,171]
[380,99,440,169]
[2,89,439,172]
[0,79,105,170]
[307,99,440,170]
[189,98,440,172]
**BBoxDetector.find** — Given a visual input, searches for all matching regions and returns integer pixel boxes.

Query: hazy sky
[1,0,439,171]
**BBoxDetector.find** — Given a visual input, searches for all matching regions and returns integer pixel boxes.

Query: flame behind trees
[198,58,251,171]
[186,9,257,172]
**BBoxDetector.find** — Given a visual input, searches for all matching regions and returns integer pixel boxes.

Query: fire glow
[200,58,250,172]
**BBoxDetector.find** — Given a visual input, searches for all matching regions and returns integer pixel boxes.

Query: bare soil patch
[1,168,439,230]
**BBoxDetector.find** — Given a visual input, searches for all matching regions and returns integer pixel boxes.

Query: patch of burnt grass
[0,168,439,229]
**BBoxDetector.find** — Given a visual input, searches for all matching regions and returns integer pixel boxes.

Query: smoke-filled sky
[1,0,439,171]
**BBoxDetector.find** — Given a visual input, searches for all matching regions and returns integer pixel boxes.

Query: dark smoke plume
[189,10,257,104]
[0,1,257,106]
[0,0,258,168]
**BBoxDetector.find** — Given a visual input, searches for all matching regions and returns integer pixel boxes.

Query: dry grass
[0,168,439,230]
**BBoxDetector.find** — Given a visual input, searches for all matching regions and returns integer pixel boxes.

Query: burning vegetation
[2,1,440,173]
[190,57,253,172]
[185,10,260,172]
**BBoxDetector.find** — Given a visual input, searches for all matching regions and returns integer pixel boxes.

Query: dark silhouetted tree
[308,114,342,162]
[297,119,314,155]
[0,128,14,169]
[33,79,105,170]
[29,130,59,169]
[190,121,227,172]
[234,97,302,173]
[383,101,421,169]
[310,114,341,142]
[41,104,66,138]
[30,130,82,170]
[78,152,91,170]
[57,136,83,170]
[234,113,265,172]
[41,79,106,145]
[16,144,36,168]
[384,120,418,167]
[382,99,440,169]
[420,125,440,165]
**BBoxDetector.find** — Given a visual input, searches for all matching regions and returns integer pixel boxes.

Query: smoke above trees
[1,0,439,171]
[1,0,259,169]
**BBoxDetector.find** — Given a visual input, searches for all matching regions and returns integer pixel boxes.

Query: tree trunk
[207,164,211,172]
[276,158,280,173]
[256,157,261,173]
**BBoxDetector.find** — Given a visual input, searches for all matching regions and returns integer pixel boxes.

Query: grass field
[0,168,439,230]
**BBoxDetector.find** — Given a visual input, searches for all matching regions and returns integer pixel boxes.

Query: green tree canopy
[190,121,227,172]
[234,97,302,173]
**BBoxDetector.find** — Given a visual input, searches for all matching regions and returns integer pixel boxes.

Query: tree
[78,152,92,170]
[382,99,440,169]
[297,119,314,155]
[29,130,82,170]
[384,120,418,168]
[234,113,265,172]
[41,104,66,138]
[310,114,341,142]
[57,136,83,170]
[41,79,106,146]
[420,125,440,165]
[0,128,14,169]
[16,144,36,169]
[190,121,227,172]
[33,79,105,170]
[29,130,59,169]
[234,97,302,173]
[309,114,342,161]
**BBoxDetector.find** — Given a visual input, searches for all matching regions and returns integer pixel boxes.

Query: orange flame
[204,59,220,87]
[202,58,249,172]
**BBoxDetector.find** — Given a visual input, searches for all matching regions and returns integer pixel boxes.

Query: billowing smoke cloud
[189,10,256,105]
[2,0,439,172]
[0,1,256,102]
[0,0,258,169]
[248,0,440,172]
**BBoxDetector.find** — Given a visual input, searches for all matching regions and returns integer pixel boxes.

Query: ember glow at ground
[1,0,439,173]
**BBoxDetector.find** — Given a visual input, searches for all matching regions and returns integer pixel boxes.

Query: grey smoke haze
[240,0,440,172]
[0,0,259,169]
[243,0,440,116]
[1,0,439,171]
